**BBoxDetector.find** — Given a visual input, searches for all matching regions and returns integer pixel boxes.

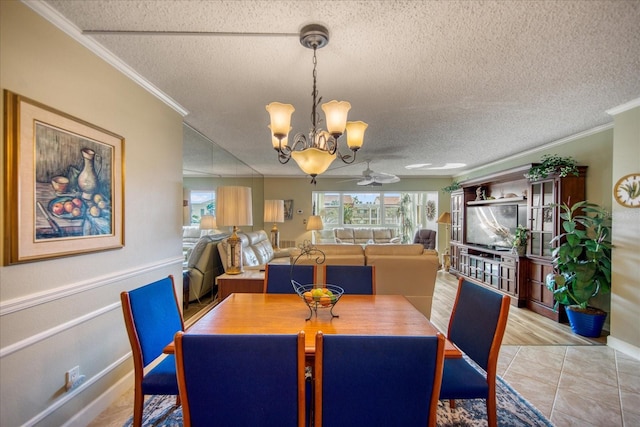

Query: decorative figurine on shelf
[476,186,484,201]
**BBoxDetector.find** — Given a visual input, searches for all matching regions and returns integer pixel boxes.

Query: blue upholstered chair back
[315,333,444,427]
[265,264,315,293]
[448,279,506,370]
[176,333,305,427]
[127,276,183,367]
[323,265,375,294]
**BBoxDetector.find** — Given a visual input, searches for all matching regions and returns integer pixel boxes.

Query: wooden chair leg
[133,390,143,427]
[175,394,181,406]
[449,399,456,409]
[487,395,497,427]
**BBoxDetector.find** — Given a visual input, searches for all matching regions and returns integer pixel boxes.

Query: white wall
[608,103,640,358]
[0,2,184,425]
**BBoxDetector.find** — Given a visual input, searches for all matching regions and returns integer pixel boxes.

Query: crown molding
[22,0,189,117]
[606,97,640,116]
[455,122,614,178]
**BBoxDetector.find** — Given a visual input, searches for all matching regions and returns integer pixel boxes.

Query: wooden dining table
[165,293,461,359]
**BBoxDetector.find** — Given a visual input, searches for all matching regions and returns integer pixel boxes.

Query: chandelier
[266,24,367,184]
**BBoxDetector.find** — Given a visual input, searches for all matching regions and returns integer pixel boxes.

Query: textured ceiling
[41,0,640,179]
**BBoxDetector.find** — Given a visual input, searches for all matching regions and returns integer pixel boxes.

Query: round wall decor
[613,173,640,207]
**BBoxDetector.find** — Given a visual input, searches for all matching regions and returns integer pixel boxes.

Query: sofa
[218,230,290,272]
[184,233,227,301]
[331,228,401,245]
[364,244,439,319]
[289,243,439,319]
[183,225,224,260]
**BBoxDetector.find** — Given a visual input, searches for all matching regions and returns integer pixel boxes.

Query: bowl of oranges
[292,281,344,320]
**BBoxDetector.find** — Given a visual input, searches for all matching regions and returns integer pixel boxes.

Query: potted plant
[525,154,579,181]
[441,180,462,193]
[511,225,528,256]
[545,200,612,337]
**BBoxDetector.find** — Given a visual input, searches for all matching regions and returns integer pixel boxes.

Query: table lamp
[264,199,285,249]
[199,214,217,232]
[216,186,253,275]
[306,215,324,244]
[437,211,451,271]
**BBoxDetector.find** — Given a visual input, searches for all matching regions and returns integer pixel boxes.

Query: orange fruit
[319,295,331,306]
[303,291,313,302]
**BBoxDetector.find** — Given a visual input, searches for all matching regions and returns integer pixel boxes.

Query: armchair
[413,228,437,250]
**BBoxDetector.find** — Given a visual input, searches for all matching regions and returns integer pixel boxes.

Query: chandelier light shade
[199,214,217,230]
[266,23,367,184]
[264,199,285,249]
[216,186,253,275]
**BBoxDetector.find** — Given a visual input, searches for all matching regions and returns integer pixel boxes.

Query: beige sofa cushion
[290,244,365,283]
[333,228,400,245]
[364,244,439,319]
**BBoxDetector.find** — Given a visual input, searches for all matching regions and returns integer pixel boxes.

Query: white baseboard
[61,369,134,427]
[607,335,640,361]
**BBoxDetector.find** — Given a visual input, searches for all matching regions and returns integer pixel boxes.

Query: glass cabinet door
[450,191,463,242]
[528,180,554,258]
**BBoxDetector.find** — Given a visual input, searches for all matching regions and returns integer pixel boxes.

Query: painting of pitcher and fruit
[3,91,124,264]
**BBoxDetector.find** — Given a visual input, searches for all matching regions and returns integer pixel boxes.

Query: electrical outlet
[65,366,85,391]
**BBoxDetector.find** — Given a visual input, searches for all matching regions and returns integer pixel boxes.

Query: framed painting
[3,90,125,264]
[284,199,294,220]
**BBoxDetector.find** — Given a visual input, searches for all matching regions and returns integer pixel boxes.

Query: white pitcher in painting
[78,148,99,200]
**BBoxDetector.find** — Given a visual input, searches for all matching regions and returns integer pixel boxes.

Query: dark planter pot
[566,306,607,338]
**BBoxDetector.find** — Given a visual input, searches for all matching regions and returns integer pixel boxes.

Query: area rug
[124,375,552,427]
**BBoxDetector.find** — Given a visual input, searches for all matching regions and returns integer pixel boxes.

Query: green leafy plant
[545,201,612,311]
[512,225,529,249]
[397,193,413,243]
[525,154,579,181]
[441,180,461,193]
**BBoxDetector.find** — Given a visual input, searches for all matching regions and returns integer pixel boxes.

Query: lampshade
[199,215,217,230]
[215,186,253,227]
[437,212,451,225]
[264,200,285,223]
[269,125,290,149]
[321,100,351,137]
[266,102,295,139]
[306,215,324,231]
[345,121,368,150]
[291,148,336,176]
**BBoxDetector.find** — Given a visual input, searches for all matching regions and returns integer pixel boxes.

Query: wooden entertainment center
[448,164,586,321]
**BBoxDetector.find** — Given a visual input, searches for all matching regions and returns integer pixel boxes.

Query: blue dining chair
[175,331,307,427]
[323,265,376,294]
[314,332,445,427]
[264,263,316,293]
[120,275,184,427]
[439,278,510,427]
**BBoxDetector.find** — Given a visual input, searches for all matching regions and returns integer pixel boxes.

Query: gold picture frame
[3,90,125,264]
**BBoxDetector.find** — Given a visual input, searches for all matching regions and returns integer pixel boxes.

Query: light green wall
[457,128,614,209]
[1,2,184,425]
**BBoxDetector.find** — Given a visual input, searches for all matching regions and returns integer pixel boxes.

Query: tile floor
[498,345,640,426]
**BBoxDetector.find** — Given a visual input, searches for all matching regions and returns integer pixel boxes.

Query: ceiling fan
[348,161,400,186]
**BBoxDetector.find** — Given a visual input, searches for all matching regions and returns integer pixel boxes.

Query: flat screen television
[465,204,527,250]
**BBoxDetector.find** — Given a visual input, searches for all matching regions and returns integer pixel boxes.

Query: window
[312,191,438,243]
[190,191,215,225]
